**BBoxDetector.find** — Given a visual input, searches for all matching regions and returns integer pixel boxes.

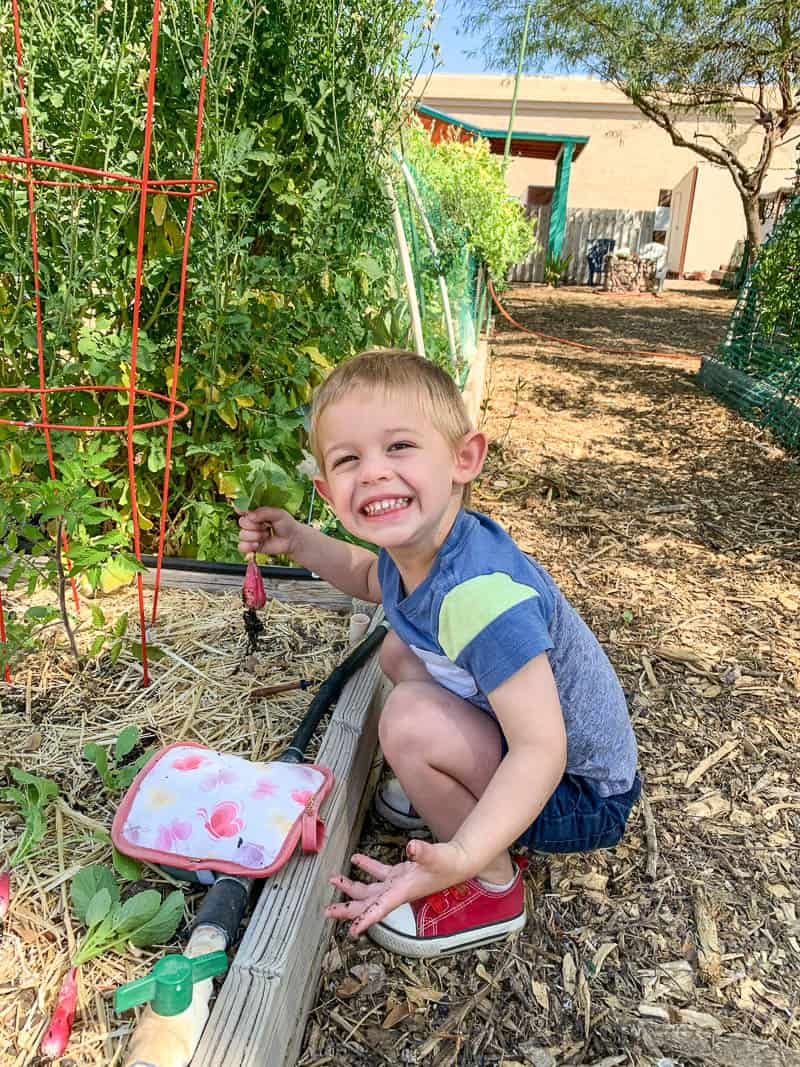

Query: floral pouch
[111,742,333,881]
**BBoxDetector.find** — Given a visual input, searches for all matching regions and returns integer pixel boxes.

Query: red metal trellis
[0,0,216,686]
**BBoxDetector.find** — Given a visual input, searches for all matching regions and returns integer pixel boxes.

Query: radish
[0,871,9,918]
[40,967,78,1058]
[242,559,266,610]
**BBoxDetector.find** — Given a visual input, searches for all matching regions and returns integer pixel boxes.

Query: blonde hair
[309,349,473,472]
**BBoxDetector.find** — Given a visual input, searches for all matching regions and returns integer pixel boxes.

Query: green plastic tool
[114,951,228,1016]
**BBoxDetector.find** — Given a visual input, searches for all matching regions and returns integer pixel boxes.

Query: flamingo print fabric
[111,742,333,878]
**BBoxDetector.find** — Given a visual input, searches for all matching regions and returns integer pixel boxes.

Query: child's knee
[378,683,431,753]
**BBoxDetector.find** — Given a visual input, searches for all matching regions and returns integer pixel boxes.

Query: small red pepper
[242,559,267,610]
[40,967,78,1058]
[0,871,9,919]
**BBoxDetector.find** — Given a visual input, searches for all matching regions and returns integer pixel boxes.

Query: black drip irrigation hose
[140,554,316,581]
[190,621,388,944]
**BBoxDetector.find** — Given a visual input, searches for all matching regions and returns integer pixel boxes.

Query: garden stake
[117,621,388,1067]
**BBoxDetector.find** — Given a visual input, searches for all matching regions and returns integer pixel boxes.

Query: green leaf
[85,887,113,928]
[115,889,162,936]
[127,890,184,947]
[114,751,152,790]
[84,742,112,787]
[114,725,140,761]
[112,847,143,882]
[88,633,106,657]
[71,864,120,925]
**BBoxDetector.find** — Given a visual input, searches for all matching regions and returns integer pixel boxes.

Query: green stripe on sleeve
[438,574,539,661]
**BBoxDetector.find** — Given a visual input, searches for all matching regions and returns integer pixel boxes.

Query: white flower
[296,450,319,480]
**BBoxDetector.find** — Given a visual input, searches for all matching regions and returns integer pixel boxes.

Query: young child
[238,349,640,958]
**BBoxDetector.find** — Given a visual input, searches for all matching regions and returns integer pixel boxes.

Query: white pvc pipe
[383,175,425,357]
[400,160,458,368]
[122,925,226,1067]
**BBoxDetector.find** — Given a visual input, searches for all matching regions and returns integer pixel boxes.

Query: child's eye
[331,454,357,469]
[388,441,414,452]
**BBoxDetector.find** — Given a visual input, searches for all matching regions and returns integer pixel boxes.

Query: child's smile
[361,495,413,519]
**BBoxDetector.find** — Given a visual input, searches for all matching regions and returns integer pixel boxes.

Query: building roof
[414,103,588,161]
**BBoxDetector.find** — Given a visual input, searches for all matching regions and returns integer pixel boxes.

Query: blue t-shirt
[378,509,637,797]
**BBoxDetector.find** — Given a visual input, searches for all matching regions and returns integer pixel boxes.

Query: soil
[299,282,800,1067]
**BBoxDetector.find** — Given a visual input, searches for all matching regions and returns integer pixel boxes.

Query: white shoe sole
[367,909,526,958]
[374,789,428,831]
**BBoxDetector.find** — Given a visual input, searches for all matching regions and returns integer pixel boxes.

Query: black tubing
[191,874,252,945]
[279,622,389,764]
[140,554,316,581]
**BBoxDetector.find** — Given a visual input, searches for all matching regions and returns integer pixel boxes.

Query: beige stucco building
[414,74,796,276]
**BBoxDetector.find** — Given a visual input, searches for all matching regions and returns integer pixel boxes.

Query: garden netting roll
[395,157,485,385]
[699,196,800,452]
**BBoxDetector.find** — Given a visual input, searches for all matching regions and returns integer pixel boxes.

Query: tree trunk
[741,193,762,263]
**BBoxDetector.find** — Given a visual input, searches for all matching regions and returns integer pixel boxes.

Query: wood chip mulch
[299,282,800,1067]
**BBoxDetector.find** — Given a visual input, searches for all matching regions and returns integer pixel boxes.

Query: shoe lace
[428,883,469,916]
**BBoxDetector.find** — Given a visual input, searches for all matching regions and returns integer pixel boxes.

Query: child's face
[313,387,484,553]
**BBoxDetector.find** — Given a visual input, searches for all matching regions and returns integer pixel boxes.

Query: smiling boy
[238,349,640,957]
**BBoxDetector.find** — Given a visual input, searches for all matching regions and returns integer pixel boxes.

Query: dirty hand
[237,506,300,559]
[325,839,471,937]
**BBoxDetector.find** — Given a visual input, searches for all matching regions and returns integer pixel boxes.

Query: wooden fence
[510,207,656,285]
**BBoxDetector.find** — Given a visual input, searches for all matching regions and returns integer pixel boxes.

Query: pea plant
[0,0,437,576]
[0,442,137,673]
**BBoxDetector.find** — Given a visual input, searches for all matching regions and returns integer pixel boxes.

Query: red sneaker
[367,867,526,958]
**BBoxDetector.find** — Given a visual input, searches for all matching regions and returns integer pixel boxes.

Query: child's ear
[313,475,334,506]
[453,430,488,486]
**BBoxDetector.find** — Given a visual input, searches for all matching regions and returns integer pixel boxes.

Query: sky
[423,3,501,74]
[412,3,564,77]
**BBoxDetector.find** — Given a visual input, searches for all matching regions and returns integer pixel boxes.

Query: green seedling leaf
[85,888,113,928]
[88,633,106,657]
[112,847,142,882]
[114,725,140,762]
[83,742,113,788]
[115,890,162,936]
[71,864,119,925]
[2,767,59,866]
[128,890,184,947]
[114,752,151,790]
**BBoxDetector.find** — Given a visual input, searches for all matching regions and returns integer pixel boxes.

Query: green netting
[699,197,800,452]
[396,158,485,383]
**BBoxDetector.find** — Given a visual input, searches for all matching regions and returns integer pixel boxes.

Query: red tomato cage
[0,0,217,685]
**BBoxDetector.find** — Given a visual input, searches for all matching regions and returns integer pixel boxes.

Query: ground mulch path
[299,283,800,1067]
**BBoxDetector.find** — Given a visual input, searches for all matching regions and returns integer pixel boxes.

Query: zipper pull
[301,796,325,853]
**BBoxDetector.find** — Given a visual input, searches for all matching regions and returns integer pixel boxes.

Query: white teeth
[363,497,410,515]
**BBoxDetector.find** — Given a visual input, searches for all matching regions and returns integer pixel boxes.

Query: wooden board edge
[192,615,389,1066]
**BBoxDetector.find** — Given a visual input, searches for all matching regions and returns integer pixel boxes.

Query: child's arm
[238,506,382,603]
[450,653,566,871]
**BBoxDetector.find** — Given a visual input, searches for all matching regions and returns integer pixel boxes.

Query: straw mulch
[0,589,349,1066]
[299,282,800,1067]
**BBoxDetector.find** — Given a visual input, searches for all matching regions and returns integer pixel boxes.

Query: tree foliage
[461,0,800,248]
[752,199,800,343]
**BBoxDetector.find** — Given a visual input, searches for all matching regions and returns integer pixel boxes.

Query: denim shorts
[517,772,641,853]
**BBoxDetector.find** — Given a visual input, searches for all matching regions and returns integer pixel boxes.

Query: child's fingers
[324,899,368,922]
[349,852,396,879]
[328,874,375,901]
